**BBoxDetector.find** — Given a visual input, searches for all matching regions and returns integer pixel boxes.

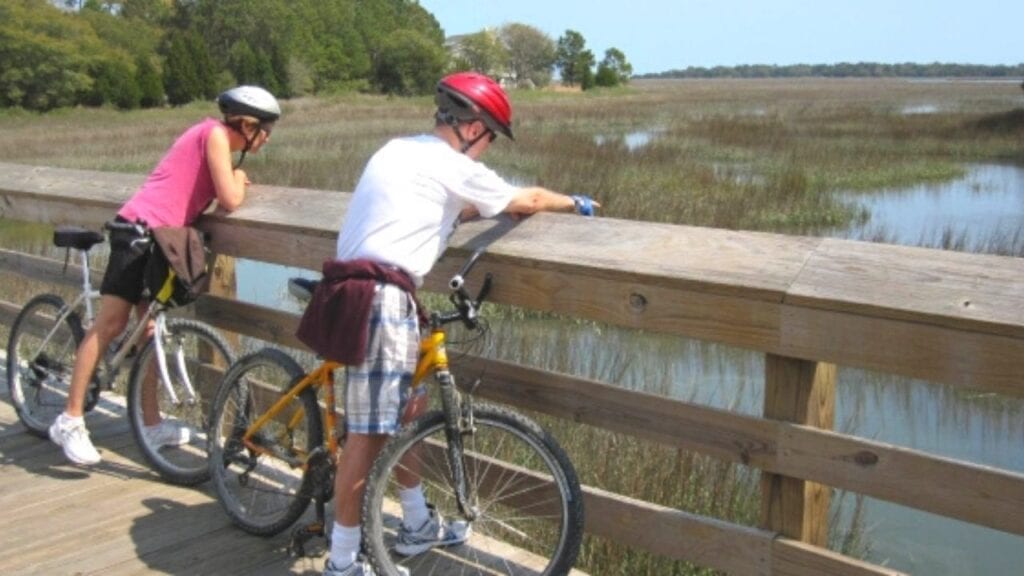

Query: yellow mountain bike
[207,250,584,575]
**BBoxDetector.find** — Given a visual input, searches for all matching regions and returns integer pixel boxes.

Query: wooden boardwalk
[0,367,323,575]
[0,362,585,576]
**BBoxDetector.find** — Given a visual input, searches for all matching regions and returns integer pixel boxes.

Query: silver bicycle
[6,222,234,485]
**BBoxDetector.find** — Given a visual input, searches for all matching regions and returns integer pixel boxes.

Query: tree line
[0,0,633,112]
[640,62,1024,80]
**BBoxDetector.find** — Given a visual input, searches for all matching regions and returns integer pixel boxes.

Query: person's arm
[503,187,599,216]
[206,125,248,212]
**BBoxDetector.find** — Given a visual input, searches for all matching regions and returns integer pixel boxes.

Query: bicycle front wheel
[209,348,323,536]
[363,404,584,576]
[6,294,84,437]
[126,318,234,486]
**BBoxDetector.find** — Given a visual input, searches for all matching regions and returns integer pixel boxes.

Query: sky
[416,0,1024,75]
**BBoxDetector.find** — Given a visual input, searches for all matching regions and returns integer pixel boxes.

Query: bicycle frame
[240,327,456,470]
[29,240,195,411]
[240,360,343,465]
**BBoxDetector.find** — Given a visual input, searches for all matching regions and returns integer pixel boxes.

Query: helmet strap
[224,119,257,169]
[438,110,487,154]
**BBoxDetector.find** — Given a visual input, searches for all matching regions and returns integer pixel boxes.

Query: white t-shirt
[336,134,518,285]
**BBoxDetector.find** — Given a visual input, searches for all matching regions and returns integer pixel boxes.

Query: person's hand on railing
[570,195,599,217]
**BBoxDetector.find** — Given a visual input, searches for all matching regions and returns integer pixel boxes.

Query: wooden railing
[2,162,1022,576]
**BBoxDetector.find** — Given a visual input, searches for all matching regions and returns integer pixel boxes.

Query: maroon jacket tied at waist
[295,259,426,365]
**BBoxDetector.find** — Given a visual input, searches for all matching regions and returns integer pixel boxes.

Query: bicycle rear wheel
[363,404,584,576]
[126,318,234,486]
[6,294,84,437]
[209,348,323,536]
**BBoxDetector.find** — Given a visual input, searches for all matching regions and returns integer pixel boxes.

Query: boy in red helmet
[308,72,597,575]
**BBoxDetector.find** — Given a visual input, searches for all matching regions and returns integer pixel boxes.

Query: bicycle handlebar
[287,250,493,330]
[437,249,492,330]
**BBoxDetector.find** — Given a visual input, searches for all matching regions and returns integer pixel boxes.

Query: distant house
[444,29,516,87]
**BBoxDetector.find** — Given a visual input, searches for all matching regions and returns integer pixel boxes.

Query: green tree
[595,47,633,87]
[0,1,98,110]
[188,0,290,94]
[87,56,141,108]
[452,29,507,77]
[287,0,370,93]
[162,29,201,104]
[555,29,591,87]
[120,0,172,25]
[578,50,596,90]
[498,23,555,88]
[373,28,446,95]
[135,54,163,107]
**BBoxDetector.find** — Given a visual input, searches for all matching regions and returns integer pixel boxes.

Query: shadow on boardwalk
[0,365,323,576]
[0,364,582,576]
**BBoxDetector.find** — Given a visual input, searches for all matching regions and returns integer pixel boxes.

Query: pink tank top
[119,118,222,227]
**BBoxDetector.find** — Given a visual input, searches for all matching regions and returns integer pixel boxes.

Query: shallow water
[834,163,1024,252]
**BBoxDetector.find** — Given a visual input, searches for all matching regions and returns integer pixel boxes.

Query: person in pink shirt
[49,86,282,466]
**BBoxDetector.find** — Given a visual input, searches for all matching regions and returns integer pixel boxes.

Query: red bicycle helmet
[436,72,514,140]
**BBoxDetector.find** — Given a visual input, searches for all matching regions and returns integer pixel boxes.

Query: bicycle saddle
[53,226,105,251]
[288,277,319,302]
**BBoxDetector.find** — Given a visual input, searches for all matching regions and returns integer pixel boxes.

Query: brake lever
[475,273,493,305]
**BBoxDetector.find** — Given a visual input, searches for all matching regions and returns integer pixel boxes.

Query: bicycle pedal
[288,522,327,558]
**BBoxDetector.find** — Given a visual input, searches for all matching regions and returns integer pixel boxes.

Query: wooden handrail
[6,161,1023,575]
[1,161,1021,395]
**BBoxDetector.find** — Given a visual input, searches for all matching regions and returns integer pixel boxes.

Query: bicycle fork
[150,314,198,407]
[437,371,479,521]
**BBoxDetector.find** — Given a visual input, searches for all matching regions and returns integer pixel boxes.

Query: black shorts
[99,218,151,305]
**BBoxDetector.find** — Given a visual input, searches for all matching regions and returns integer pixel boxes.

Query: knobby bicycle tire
[126,318,234,486]
[209,347,323,536]
[363,404,584,576]
[6,294,85,438]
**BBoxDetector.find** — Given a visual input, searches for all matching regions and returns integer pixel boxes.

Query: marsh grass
[2,78,1021,241]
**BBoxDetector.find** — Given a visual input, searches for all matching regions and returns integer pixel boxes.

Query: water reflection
[834,163,1024,252]
[901,104,941,115]
[594,129,660,151]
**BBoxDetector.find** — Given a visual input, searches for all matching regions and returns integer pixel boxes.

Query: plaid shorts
[344,283,425,435]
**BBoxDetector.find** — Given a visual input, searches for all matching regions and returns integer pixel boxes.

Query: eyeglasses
[260,122,275,137]
[487,129,497,143]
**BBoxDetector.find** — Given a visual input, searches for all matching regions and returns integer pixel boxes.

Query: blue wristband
[571,195,595,217]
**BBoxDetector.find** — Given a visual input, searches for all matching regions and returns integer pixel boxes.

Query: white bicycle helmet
[217,85,281,122]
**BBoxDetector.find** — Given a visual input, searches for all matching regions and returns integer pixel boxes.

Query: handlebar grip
[449,248,485,290]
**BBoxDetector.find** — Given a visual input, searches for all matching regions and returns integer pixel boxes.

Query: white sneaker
[394,504,470,556]
[143,420,193,450]
[49,414,101,465]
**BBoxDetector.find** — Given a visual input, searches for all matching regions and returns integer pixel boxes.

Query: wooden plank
[772,539,907,576]
[582,486,903,576]
[582,484,773,575]
[0,247,98,289]
[427,253,787,353]
[789,238,1024,339]
[760,355,835,547]
[774,423,1024,537]
[780,303,1024,396]
[194,295,304,350]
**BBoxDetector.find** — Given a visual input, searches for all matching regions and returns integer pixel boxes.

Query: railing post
[760,354,836,546]
[204,253,238,378]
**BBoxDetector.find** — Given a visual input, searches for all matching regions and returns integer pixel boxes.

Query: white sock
[60,412,84,427]
[328,522,360,569]
[400,484,430,530]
